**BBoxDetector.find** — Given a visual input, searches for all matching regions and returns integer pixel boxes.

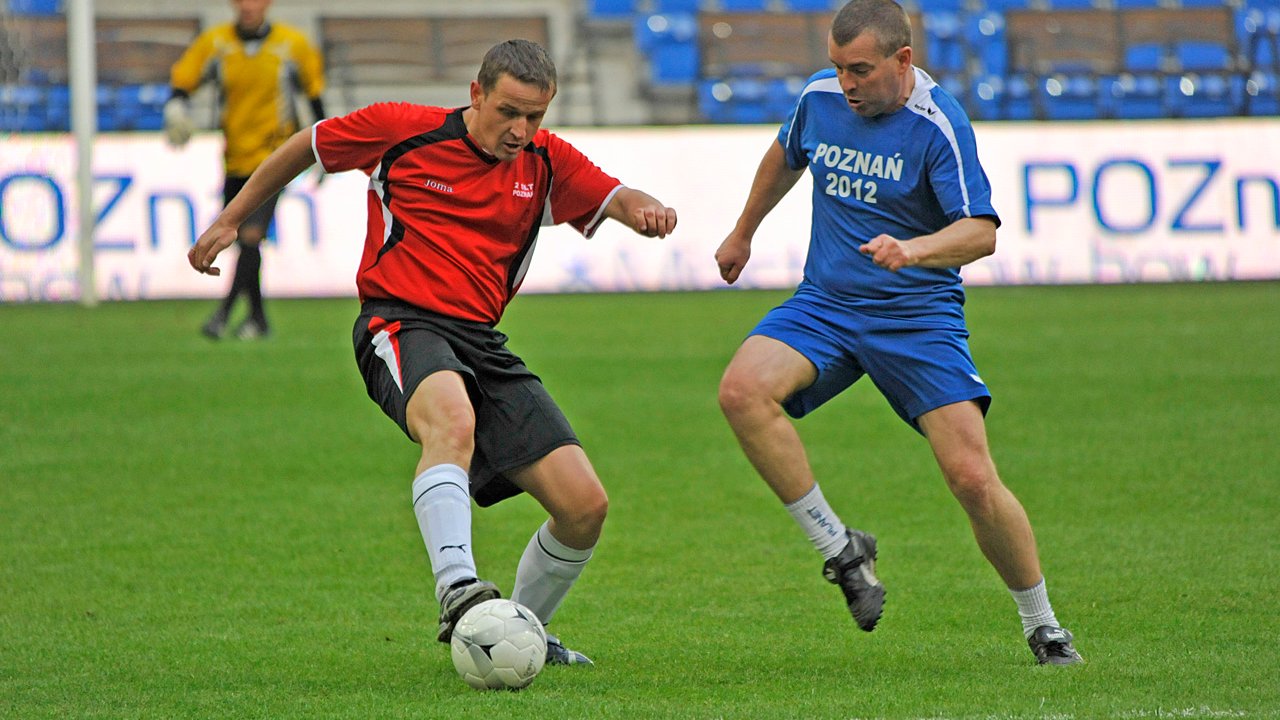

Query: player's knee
[718,370,763,421]
[555,484,608,540]
[943,463,999,513]
[576,487,608,533]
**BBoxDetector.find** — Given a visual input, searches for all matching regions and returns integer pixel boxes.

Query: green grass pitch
[2,282,1277,719]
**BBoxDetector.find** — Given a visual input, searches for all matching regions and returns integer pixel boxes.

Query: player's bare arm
[859,216,997,272]
[188,129,318,275]
[717,140,805,284]
[604,187,678,238]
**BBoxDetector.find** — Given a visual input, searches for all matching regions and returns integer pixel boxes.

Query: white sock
[410,464,476,603]
[511,520,593,627]
[1010,578,1059,638]
[784,483,849,560]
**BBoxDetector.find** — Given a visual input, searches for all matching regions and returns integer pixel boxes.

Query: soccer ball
[450,599,547,690]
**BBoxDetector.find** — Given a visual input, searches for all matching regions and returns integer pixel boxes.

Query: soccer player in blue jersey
[714,0,1082,665]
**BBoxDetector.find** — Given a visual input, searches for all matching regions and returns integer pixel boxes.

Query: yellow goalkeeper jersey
[170,22,324,176]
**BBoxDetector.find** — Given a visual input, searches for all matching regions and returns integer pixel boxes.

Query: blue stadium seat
[922,11,967,74]
[1048,0,1098,9]
[1240,7,1280,72]
[1111,0,1161,7]
[44,83,69,130]
[6,0,61,15]
[1040,74,1103,119]
[970,73,1035,120]
[96,85,125,131]
[781,0,834,9]
[133,84,169,130]
[1171,73,1243,117]
[764,76,806,120]
[918,0,967,12]
[719,0,770,9]
[635,13,700,85]
[1244,70,1280,114]
[1123,43,1167,72]
[587,0,636,20]
[652,0,701,11]
[0,84,50,131]
[90,84,168,131]
[1106,74,1165,118]
[698,77,770,123]
[965,11,1007,76]
[979,0,1032,11]
[1175,41,1234,72]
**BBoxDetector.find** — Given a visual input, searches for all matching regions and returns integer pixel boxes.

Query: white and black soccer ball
[450,599,547,690]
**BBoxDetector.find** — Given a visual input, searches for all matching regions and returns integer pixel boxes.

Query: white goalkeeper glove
[163,97,194,147]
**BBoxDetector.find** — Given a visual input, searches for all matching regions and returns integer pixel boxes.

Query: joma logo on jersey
[424,179,454,193]
[512,181,534,199]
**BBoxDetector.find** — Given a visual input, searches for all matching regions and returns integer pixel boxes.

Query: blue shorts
[750,286,991,432]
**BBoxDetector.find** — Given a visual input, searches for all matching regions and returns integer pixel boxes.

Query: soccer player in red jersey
[188,39,677,666]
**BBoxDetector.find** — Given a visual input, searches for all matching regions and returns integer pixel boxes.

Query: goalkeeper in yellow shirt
[166,0,326,340]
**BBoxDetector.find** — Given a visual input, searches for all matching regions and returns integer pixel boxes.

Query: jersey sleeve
[926,118,1000,227]
[293,31,326,99]
[313,103,417,175]
[778,71,827,171]
[544,132,622,237]
[169,29,216,94]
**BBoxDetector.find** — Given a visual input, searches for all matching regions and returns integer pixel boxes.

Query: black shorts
[224,175,281,236]
[352,299,580,507]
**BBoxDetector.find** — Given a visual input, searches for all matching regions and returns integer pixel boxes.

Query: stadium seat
[764,76,806,120]
[652,0,701,11]
[0,84,49,131]
[1240,7,1280,72]
[921,11,967,75]
[918,0,967,12]
[980,0,1032,11]
[586,0,636,20]
[1123,42,1166,73]
[719,0,770,9]
[965,10,1007,77]
[698,77,770,123]
[635,13,700,85]
[1175,41,1234,72]
[1244,69,1280,114]
[1171,73,1244,117]
[781,0,834,9]
[44,83,69,130]
[1048,0,1098,9]
[970,73,1035,120]
[6,0,61,15]
[1040,74,1103,119]
[1106,73,1165,118]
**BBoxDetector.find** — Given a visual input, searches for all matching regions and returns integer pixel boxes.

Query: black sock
[233,242,265,324]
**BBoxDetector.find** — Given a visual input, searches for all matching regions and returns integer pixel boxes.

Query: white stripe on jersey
[370,168,395,248]
[371,328,403,391]
[903,68,974,218]
[786,75,842,152]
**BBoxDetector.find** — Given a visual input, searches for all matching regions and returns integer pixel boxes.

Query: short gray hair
[477,39,557,93]
[831,0,911,58]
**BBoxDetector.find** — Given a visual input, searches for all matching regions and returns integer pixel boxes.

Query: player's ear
[469,80,484,110]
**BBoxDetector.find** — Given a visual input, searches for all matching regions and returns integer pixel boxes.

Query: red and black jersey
[313,103,622,324]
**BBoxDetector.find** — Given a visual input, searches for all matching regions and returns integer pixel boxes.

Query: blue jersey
[778,67,999,317]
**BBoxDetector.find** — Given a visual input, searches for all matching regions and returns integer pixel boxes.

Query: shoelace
[1041,640,1075,657]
